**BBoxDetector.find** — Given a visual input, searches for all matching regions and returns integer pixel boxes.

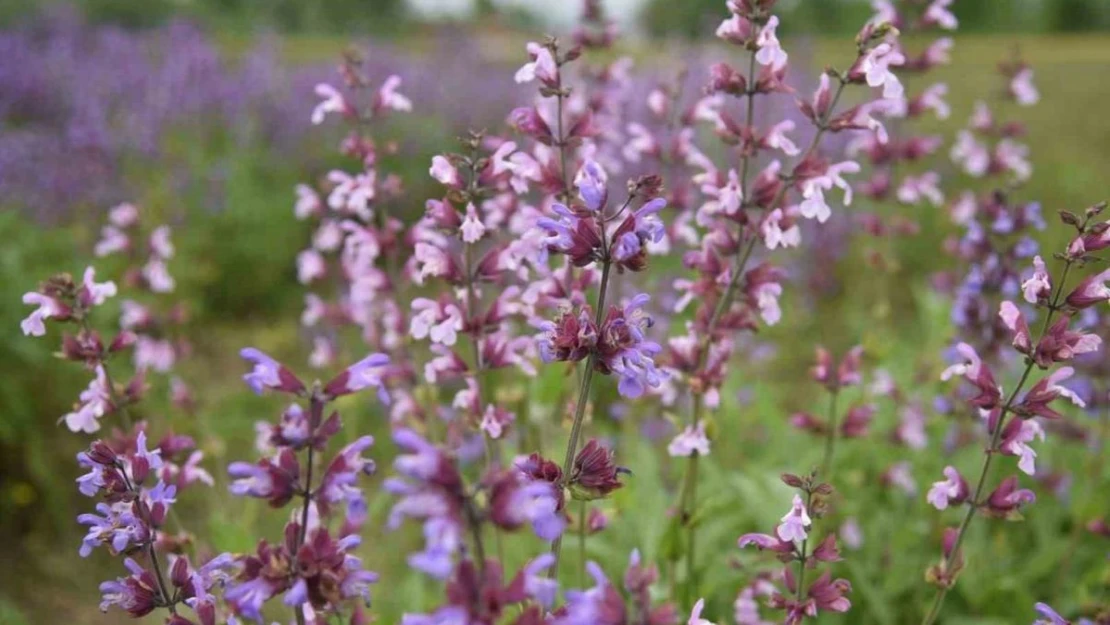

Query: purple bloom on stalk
[667,423,710,457]
[98,558,158,617]
[78,502,147,557]
[1065,268,1110,309]
[575,160,609,211]
[316,435,377,524]
[239,348,305,395]
[612,198,667,267]
[594,294,667,399]
[20,291,67,337]
[324,353,391,403]
[926,466,969,510]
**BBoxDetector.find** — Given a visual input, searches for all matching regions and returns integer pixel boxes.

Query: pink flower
[755,16,788,71]
[82,267,118,305]
[999,301,1033,353]
[134,336,175,373]
[857,42,905,99]
[375,75,411,113]
[698,169,743,224]
[239,348,305,396]
[914,83,950,119]
[141,259,174,293]
[294,184,322,220]
[896,172,944,207]
[297,249,326,284]
[109,202,139,227]
[715,13,754,45]
[940,342,1001,409]
[63,366,113,433]
[429,155,462,189]
[799,161,860,223]
[327,170,376,218]
[1065,268,1110,309]
[951,131,990,177]
[762,208,800,250]
[514,42,558,86]
[308,336,335,369]
[311,83,349,125]
[926,466,969,510]
[1022,256,1052,303]
[150,226,174,260]
[622,122,658,163]
[480,405,515,440]
[763,120,800,156]
[1010,68,1039,106]
[94,225,129,257]
[460,203,487,243]
[409,298,463,346]
[996,139,1032,181]
[667,423,710,457]
[1019,366,1087,420]
[923,0,958,29]
[21,292,66,337]
[688,598,716,625]
[1001,417,1045,475]
[776,494,811,543]
[324,353,391,404]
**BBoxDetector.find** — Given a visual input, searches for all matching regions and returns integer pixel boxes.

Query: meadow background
[2,0,1110,623]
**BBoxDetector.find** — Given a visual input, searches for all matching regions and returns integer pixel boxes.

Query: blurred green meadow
[2,3,1110,624]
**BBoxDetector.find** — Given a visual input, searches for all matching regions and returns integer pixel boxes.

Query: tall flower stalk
[664,0,908,600]
[922,202,1110,624]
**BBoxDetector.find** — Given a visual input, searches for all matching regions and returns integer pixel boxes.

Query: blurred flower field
[3,4,1110,625]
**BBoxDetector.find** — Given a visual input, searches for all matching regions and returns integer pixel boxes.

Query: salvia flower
[777,494,812,543]
[926,466,970,510]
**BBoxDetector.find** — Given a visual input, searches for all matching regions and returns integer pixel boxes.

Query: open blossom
[1000,416,1046,475]
[311,83,350,124]
[926,466,969,510]
[688,599,717,625]
[375,74,412,112]
[896,172,944,207]
[923,0,958,29]
[762,208,801,250]
[950,130,990,177]
[1065,268,1110,309]
[755,16,788,71]
[514,41,558,86]
[63,365,113,433]
[1022,255,1052,303]
[21,291,68,337]
[855,42,905,99]
[239,348,306,396]
[777,494,812,543]
[1010,68,1039,106]
[410,298,463,346]
[668,423,710,457]
[940,342,1002,409]
[429,155,462,189]
[799,161,860,223]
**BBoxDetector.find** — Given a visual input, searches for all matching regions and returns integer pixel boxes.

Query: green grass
[3,33,1110,625]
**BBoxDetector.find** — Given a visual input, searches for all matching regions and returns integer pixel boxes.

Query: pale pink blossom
[923,0,958,29]
[859,42,905,99]
[688,598,716,625]
[755,16,788,71]
[1022,256,1052,304]
[297,249,326,284]
[764,120,800,156]
[294,184,322,220]
[109,202,139,227]
[150,225,174,260]
[21,292,65,336]
[951,130,990,177]
[949,191,977,225]
[799,161,860,223]
[667,424,710,457]
[622,122,658,163]
[308,336,335,369]
[762,208,801,250]
[327,170,376,218]
[83,267,118,304]
[1010,68,1039,106]
[918,83,950,119]
[1002,419,1045,476]
[63,366,112,433]
[311,83,348,125]
[312,219,343,252]
[376,75,412,112]
[514,42,557,85]
[460,203,487,244]
[754,282,783,326]
[94,226,129,257]
[926,466,967,510]
[776,494,811,543]
[134,336,176,373]
[698,169,743,224]
[896,172,944,206]
[996,139,1032,181]
[429,155,462,188]
[410,298,463,346]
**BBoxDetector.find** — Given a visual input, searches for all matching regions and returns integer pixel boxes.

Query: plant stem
[922,258,1075,625]
[294,398,322,625]
[550,258,612,573]
[794,490,816,604]
[578,502,588,585]
[821,389,840,478]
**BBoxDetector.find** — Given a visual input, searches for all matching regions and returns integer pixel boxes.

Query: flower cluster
[225,349,388,621]
[737,473,851,624]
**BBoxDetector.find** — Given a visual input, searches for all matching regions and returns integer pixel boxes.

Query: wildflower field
[3,2,1110,625]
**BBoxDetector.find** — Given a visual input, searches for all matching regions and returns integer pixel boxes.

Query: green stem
[821,390,840,478]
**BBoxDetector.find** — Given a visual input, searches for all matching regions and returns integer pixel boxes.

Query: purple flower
[776,494,811,543]
[325,353,391,403]
[78,502,147,557]
[316,435,376,523]
[574,160,609,211]
[98,558,157,617]
[926,466,969,510]
[239,348,305,395]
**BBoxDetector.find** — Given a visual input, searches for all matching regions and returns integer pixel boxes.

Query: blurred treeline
[1,0,1108,34]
